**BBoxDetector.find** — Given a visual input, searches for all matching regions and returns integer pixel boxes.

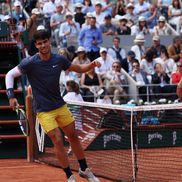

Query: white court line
[0,165,39,169]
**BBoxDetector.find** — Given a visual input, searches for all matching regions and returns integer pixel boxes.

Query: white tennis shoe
[79,168,100,182]
[67,175,77,182]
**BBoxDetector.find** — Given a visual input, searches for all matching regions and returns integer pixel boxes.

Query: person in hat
[149,35,166,58]
[74,3,85,27]
[12,1,26,23]
[92,1,106,25]
[59,12,80,47]
[81,12,94,29]
[117,16,131,35]
[131,16,150,35]
[95,47,115,79]
[100,14,117,35]
[50,3,66,48]
[153,15,178,35]
[125,3,138,26]
[72,46,91,78]
[131,34,146,62]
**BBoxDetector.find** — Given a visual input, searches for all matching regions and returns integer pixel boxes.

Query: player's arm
[5,66,22,109]
[68,60,101,73]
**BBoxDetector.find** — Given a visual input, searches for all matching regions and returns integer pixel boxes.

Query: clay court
[0,159,112,182]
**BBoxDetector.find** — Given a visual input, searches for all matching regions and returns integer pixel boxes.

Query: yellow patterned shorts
[37,105,74,133]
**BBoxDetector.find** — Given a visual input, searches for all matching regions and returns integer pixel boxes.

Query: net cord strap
[130,108,135,182]
[35,118,45,152]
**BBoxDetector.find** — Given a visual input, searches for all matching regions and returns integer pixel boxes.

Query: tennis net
[32,101,182,182]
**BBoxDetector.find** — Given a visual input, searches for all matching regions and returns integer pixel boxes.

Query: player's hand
[9,98,19,110]
[91,60,101,68]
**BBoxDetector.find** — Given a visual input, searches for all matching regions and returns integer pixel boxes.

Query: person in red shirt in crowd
[171,60,182,84]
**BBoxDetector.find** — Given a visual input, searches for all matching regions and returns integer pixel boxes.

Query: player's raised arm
[68,60,101,73]
[5,66,22,108]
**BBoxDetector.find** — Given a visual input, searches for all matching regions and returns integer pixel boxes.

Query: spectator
[125,3,138,26]
[72,46,90,78]
[140,48,157,83]
[168,36,182,62]
[59,12,80,47]
[131,16,150,35]
[82,0,95,14]
[107,36,127,67]
[116,16,131,35]
[78,17,103,61]
[131,34,146,63]
[105,61,128,104]
[11,1,26,23]
[81,12,94,29]
[133,0,150,17]
[155,46,176,77]
[80,68,103,102]
[50,3,66,48]
[152,63,176,100]
[95,47,115,79]
[62,0,74,13]
[123,50,136,74]
[131,60,149,101]
[101,0,114,16]
[74,3,85,27]
[42,0,56,33]
[63,80,83,101]
[150,35,166,58]
[171,61,182,84]
[92,1,106,25]
[168,0,182,34]
[113,0,126,16]
[153,15,178,35]
[100,15,117,36]
[157,0,172,20]
[145,4,159,31]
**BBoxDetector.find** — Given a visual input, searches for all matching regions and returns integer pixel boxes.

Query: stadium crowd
[0,0,182,104]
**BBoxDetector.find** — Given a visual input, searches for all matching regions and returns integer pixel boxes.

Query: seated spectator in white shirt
[153,15,178,36]
[140,48,157,83]
[100,14,117,36]
[105,61,128,104]
[95,47,115,79]
[155,46,176,77]
[63,80,83,101]
[131,16,150,35]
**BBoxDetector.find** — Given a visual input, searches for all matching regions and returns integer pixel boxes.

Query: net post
[26,87,38,162]
[130,108,136,182]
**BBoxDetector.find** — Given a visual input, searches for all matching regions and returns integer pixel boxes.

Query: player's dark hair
[33,30,51,42]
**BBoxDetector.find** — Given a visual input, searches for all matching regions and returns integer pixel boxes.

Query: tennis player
[5,30,100,182]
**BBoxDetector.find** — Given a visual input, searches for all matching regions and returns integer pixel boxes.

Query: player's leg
[62,122,100,182]
[37,111,76,182]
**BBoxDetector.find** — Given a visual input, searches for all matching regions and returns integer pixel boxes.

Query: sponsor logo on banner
[103,133,122,148]
[148,132,163,144]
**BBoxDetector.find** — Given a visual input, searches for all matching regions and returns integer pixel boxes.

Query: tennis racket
[15,107,29,136]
